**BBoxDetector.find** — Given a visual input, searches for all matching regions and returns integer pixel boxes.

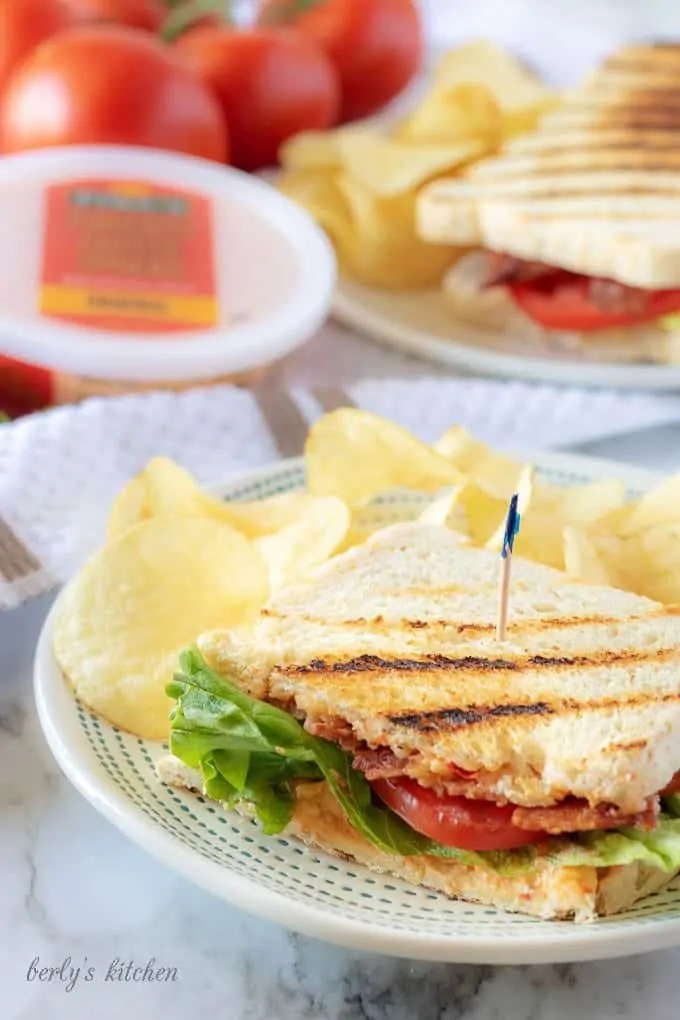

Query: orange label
[39,179,218,333]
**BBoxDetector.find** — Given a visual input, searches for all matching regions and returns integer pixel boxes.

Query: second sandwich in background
[418,43,680,365]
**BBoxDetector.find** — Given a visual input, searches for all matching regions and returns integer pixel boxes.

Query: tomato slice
[372,777,547,851]
[509,273,680,332]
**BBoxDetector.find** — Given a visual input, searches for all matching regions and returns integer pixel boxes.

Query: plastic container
[0,145,336,415]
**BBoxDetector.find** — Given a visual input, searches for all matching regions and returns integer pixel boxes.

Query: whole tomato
[175,26,340,171]
[259,0,423,122]
[64,0,166,32]
[0,0,75,95]
[1,26,229,162]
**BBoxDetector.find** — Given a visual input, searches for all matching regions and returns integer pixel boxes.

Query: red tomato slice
[372,777,547,851]
[510,273,680,332]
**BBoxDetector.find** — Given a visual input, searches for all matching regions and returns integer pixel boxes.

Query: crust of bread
[155,755,676,923]
[417,43,680,287]
[440,252,680,365]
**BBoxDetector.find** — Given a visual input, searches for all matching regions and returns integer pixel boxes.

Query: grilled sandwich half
[158,522,680,921]
[417,43,680,363]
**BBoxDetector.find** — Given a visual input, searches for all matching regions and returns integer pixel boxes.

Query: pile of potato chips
[54,407,680,741]
[277,41,557,290]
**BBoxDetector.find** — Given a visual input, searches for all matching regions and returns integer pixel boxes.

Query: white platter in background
[333,278,680,391]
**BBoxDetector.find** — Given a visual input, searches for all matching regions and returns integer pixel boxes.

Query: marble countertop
[2,412,680,1020]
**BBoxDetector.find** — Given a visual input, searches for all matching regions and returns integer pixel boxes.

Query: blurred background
[4,0,680,418]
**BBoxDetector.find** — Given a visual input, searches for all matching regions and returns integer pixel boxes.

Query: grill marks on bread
[418,42,680,284]
[215,524,680,811]
[281,647,679,733]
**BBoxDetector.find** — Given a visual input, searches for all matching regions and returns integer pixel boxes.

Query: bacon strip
[480,253,554,289]
[481,252,656,316]
[304,715,357,750]
[352,748,404,781]
[304,718,664,835]
[512,797,659,834]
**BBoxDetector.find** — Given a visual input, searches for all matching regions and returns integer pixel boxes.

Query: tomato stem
[161,0,233,41]
[258,0,322,24]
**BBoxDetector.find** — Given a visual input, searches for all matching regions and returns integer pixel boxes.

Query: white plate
[34,453,680,965]
[333,278,680,391]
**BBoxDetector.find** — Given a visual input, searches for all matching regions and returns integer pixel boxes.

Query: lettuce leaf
[167,649,680,875]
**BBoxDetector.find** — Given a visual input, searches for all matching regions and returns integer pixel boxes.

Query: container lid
[0,145,336,382]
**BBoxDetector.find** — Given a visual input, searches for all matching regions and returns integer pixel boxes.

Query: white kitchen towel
[2,378,680,610]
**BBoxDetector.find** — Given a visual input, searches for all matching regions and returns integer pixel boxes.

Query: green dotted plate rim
[34,452,680,965]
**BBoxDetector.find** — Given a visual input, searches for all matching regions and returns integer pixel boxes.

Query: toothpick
[497,493,521,642]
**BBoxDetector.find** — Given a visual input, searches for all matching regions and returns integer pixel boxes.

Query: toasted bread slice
[156,754,676,923]
[199,523,680,814]
[418,43,680,287]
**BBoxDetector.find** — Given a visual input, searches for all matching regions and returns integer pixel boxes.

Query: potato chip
[256,496,350,591]
[337,129,488,197]
[333,174,460,289]
[623,523,680,603]
[277,170,353,250]
[106,457,207,540]
[563,526,616,588]
[434,40,554,115]
[208,492,326,539]
[279,129,343,171]
[434,426,524,498]
[418,487,466,528]
[485,466,568,569]
[557,479,626,527]
[53,517,269,740]
[107,475,148,542]
[484,469,626,572]
[591,502,634,535]
[305,408,464,507]
[618,472,680,536]
[394,83,503,148]
[278,123,370,171]
[143,457,206,518]
[280,169,458,291]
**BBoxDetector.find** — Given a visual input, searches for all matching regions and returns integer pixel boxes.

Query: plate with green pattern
[34,452,680,964]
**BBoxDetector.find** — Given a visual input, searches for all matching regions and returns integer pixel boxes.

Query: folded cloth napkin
[2,377,680,611]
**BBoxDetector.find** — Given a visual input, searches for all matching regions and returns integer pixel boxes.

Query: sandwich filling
[167,647,680,876]
[479,252,680,333]
[164,523,680,878]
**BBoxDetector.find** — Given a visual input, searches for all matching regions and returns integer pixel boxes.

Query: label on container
[39,179,218,333]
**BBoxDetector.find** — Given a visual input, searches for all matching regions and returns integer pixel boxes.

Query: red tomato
[259,0,423,122]
[0,26,229,162]
[64,0,166,32]
[0,0,75,95]
[175,27,340,171]
[510,274,680,332]
[372,778,547,851]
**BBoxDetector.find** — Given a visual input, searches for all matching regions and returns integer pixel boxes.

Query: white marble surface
[2,421,680,1020]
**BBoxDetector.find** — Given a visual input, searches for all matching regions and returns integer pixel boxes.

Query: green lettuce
[167,649,680,875]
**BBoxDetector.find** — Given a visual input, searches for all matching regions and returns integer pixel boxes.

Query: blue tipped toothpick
[497,493,521,642]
